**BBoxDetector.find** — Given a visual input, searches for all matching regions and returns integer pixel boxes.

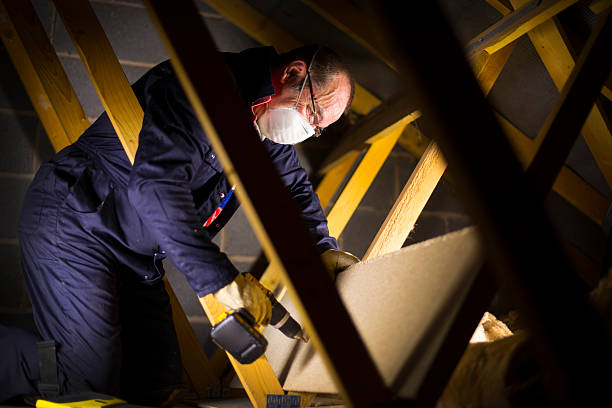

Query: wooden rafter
[326,128,404,239]
[363,142,446,261]
[53,0,141,163]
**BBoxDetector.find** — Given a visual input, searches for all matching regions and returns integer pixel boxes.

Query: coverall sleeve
[266,141,340,253]
[127,79,239,297]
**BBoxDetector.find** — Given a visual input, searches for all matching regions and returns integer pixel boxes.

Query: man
[1,45,359,404]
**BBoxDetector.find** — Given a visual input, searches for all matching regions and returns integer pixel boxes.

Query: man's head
[255,45,354,144]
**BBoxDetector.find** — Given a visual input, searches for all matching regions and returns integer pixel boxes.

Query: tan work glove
[321,249,360,280]
[213,273,272,326]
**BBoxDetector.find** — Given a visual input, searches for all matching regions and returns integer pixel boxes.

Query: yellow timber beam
[50,0,219,396]
[0,0,88,151]
[362,141,446,260]
[53,0,141,163]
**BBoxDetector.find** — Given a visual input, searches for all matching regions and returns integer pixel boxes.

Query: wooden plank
[319,93,420,174]
[200,296,283,407]
[363,142,446,261]
[465,0,579,57]
[144,0,393,405]
[507,0,612,189]
[524,6,612,202]
[0,0,88,150]
[200,0,380,116]
[52,0,141,163]
[326,128,404,239]
[316,151,360,210]
[49,0,219,396]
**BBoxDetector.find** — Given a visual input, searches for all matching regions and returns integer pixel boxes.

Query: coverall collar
[223,46,277,107]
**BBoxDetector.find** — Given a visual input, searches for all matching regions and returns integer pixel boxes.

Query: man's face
[267,60,351,133]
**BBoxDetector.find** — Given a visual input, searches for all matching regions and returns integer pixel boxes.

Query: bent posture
[1,45,359,404]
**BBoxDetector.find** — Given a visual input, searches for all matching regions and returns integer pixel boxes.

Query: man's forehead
[319,73,351,126]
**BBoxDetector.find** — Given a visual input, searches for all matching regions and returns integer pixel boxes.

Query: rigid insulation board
[263,227,483,397]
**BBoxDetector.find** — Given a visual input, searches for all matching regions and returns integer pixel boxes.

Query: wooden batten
[52,0,141,163]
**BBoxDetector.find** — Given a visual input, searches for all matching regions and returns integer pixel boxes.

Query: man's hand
[213,273,272,326]
[321,249,360,280]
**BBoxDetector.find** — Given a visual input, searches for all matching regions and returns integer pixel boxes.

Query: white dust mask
[256,107,314,145]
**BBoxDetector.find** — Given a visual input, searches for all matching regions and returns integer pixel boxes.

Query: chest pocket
[203,148,223,173]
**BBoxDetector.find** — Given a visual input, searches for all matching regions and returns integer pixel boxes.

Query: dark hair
[276,45,355,114]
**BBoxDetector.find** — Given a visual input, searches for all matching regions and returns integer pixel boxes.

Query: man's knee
[0,325,39,402]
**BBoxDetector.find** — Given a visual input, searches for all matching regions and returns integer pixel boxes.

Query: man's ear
[280,60,307,84]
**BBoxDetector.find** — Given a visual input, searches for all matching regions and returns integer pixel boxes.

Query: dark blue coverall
[0,46,338,403]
